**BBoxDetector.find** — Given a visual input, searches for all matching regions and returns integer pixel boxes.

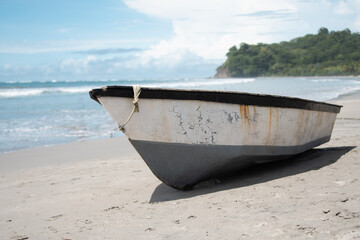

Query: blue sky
[1,0,360,82]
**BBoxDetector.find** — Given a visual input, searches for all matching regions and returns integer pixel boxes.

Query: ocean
[1,77,360,153]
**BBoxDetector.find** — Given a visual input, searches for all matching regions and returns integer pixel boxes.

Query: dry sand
[0,94,359,240]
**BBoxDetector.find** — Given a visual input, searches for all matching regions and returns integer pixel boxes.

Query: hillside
[215,28,360,78]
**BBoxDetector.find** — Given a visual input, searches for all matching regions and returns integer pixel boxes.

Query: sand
[0,94,359,240]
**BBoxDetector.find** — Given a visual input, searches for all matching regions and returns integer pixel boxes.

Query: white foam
[53,86,93,94]
[0,88,46,98]
[143,78,255,88]
[0,86,93,98]
[311,79,341,83]
[302,85,360,101]
[337,85,360,97]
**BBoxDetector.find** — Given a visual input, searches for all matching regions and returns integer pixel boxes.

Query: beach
[0,94,359,239]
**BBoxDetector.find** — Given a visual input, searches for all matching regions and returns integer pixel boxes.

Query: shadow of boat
[149,146,355,203]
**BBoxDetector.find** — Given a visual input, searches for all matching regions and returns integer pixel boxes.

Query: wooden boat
[89,85,341,190]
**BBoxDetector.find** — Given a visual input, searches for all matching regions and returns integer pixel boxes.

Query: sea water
[1,77,360,153]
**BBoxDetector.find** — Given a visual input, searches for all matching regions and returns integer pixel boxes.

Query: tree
[318,27,329,35]
[216,28,360,77]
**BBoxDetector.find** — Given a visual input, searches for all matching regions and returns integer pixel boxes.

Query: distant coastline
[215,28,360,78]
[214,73,360,79]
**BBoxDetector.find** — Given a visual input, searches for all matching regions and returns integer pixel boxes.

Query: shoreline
[334,90,360,101]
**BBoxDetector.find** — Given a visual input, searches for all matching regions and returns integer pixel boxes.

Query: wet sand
[0,94,359,239]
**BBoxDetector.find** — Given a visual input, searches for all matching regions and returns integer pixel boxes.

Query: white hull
[99,97,336,148]
[90,86,341,190]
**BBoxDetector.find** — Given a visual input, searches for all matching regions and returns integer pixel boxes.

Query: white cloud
[1,64,32,76]
[124,0,360,67]
[0,53,217,81]
[3,64,11,71]
[60,56,97,74]
[0,39,154,54]
[125,0,299,61]
[334,1,351,15]
[355,17,360,29]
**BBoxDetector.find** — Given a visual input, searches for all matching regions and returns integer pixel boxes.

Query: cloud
[72,48,142,55]
[355,17,360,29]
[0,39,152,54]
[334,0,355,15]
[0,52,218,81]
[1,64,31,76]
[123,0,360,67]
[236,9,296,19]
[124,0,300,62]
[59,56,97,74]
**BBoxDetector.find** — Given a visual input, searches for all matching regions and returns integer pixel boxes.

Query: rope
[119,85,141,132]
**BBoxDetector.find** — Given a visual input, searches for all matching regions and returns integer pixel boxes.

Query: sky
[1,0,360,82]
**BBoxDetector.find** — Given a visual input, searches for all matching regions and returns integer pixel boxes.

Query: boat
[89,85,342,190]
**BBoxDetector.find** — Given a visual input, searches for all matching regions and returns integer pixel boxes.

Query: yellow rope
[119,85,141,132]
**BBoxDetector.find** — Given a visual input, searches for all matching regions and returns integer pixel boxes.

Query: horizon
[1,0,360,82]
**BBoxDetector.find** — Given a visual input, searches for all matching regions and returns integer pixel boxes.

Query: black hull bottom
[130,137,330,190]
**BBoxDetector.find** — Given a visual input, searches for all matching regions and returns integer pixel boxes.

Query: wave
[0,78,255,98]
[0,88,46,98]
[311,79,360,84]
[337,85,360,97]
[0,86,93,98]
[311,79,341,83]
[303,85,360,101]
[1,78,148,85]
[143,78,255,88]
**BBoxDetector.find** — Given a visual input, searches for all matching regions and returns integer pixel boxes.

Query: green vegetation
[216,28,360,77]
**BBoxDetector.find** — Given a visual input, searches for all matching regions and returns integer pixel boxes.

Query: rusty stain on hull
[239,104,259,126]
[239,105,250,124]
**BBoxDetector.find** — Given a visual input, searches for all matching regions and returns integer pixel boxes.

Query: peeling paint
[170,105,187,135]
[224,110,241,124]
[225,111,234,124]
[101,97,338,147]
